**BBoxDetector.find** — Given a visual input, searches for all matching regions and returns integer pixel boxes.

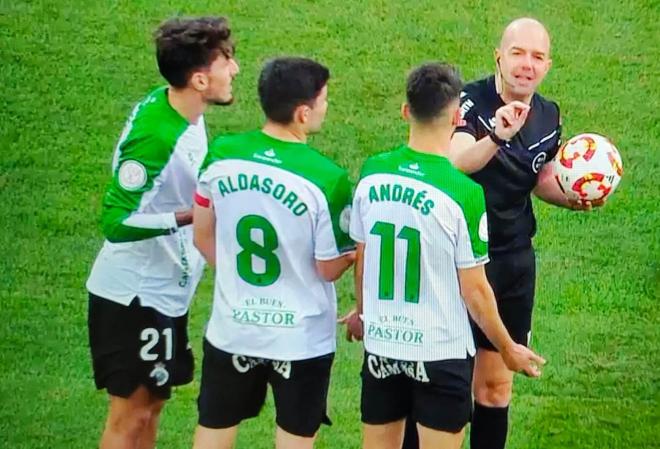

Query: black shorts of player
[197,339,334,437]
[88,293,194,400]
[471,246,536,350]
[361,352,473,433]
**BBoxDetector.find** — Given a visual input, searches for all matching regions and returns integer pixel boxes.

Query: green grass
[1,0,658,448]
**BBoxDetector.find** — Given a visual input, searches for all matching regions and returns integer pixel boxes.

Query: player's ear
[189,70,209,92]
[293,104,310,125]
[401,103,410,121]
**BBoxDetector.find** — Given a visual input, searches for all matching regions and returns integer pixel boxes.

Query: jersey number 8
[236,215,281,287]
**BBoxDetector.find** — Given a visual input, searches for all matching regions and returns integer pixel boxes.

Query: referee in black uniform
[401,17,602,449]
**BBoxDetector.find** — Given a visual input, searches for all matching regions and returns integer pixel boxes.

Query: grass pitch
[0,1,658,448]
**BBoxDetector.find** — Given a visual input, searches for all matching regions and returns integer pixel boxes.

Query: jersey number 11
[370,221,421,303]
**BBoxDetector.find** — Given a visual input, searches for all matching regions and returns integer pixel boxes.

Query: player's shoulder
[294,143,349,192]
[358,145,408,179]
[208,129,258,155]
[431,158,484,197]
[132,87,189,143]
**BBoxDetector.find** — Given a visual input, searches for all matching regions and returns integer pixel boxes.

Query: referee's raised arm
[449,101,529,174]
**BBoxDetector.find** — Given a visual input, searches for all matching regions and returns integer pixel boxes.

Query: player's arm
[449,101,530,174]
[458,266,545,377]
[102,135,192,243]
[192,195,216,268]
[314,170,356,282]
[338,242,364,342]
[316,252,355,282]
[456,185,543,375]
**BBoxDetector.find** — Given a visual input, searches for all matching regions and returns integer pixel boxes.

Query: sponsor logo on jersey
[366,321,424,346]
[150,362,169,387]
[366,354,429,382]
[398,162,425,177]
[532,152,547,174]
[118,160,147,191]
[478,212,489,242]
[254,148,282,164]
[232,307,297,328]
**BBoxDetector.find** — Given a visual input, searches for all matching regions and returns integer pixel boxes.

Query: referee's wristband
[489,129,508,147]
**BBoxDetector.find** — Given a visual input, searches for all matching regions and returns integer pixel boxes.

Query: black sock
[401,416,419,449]
[470,402,509,449]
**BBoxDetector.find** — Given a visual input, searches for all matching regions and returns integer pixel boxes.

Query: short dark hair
[155,16,234,88]
[258,57,330,124]
[406,63,463,122]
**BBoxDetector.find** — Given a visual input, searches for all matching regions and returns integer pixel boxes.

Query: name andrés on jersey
[368,183,435,215]
[217,173,308,216]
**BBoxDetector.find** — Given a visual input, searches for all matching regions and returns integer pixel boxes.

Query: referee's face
[497,26,552,98]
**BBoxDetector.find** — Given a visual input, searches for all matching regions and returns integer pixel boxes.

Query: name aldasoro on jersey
[217,172,308,216]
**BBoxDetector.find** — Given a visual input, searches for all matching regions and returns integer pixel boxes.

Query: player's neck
[167,87,206,124]
[407,127,452,158]
[262,121,308,144]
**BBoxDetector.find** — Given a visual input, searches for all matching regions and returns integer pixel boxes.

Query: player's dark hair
[155,16,234,88]
[258,57,330,124]
[406,63,463,122]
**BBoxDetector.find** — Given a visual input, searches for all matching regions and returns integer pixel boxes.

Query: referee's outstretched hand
[494,101,530,141]
[501,343,546,378]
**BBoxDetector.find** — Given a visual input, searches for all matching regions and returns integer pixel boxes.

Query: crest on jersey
[339,206,351,233]
[150,362,169,387]
[478,213,488,242]
[118,160,147,190]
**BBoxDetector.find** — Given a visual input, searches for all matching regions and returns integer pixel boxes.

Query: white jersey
[197,131,354,360]
[350,145,489,361]
[87,87,206,317]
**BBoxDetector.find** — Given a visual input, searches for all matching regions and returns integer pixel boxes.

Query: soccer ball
[553,133,623,202]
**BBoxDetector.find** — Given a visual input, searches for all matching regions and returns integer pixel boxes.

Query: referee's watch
[489,129,508,147]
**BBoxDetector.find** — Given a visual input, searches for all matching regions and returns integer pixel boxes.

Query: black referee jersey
[455,75,561,254]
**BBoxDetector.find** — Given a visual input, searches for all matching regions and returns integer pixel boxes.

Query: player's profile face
[306,84,328,134]
[498,32,551,98]
[204,52,240,106]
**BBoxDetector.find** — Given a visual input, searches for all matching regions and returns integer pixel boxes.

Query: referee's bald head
[499,18,551,55]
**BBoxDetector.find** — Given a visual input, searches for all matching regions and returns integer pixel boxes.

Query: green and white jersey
[197,131,354,360]
[350,145,489,362]
[86,87,206,317]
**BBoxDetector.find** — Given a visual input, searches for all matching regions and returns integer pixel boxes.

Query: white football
[553,133,624,202]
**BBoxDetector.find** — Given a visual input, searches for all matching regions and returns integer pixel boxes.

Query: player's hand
[175,208,194,226]
[493,101,530,141]
[569,197,606,211]
[501,343,546,377]
[338,309,363,342]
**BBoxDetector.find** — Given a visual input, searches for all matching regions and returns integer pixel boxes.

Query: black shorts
[197,339,333,437]
[87,293,194,400]
[361,352,473,433]
[472,246,536,350]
